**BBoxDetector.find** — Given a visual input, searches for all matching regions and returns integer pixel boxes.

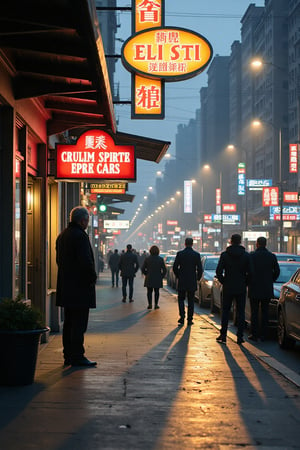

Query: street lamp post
[219,171,223,251]
[252,120,284,252]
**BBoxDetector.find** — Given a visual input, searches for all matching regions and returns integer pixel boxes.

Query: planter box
[0,328,49,386]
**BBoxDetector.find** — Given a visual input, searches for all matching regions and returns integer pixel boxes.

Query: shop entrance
[27,177,43,311]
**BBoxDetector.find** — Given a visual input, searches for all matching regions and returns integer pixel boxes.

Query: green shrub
[0,297,45,330]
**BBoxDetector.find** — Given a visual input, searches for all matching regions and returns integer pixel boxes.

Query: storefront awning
[0,0,116,134]
[69,127,171,163]
[115,132,171,163]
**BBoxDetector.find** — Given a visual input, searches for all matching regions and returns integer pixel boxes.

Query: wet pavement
[1,270,300,449]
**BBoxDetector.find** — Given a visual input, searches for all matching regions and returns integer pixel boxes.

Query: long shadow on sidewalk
[219,343,300,448]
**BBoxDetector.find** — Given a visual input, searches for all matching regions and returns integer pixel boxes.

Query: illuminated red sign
[222,204,236,212]
[289,144,298,173]
[216,188,221,206]
[204,214,212,223]
[167,220,178,226]
[262,187,279,207]
[135,0,163,33]
[56,130,136,181]
[284,192,298,203]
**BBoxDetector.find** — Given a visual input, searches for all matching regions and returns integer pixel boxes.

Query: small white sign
[104,220,129,229]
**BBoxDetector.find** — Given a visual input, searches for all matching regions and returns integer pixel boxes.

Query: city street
[1,270,300,450]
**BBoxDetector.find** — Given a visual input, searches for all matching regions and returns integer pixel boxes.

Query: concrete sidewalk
[1,270,300,450]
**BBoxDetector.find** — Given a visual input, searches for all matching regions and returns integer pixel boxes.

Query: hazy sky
[114,0,265,220]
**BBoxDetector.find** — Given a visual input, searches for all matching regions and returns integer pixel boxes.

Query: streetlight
[227,144,248,233]
[198,164,211,251]
[252,119,284,251]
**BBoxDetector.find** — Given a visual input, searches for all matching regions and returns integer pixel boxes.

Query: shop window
[15,158,22,296]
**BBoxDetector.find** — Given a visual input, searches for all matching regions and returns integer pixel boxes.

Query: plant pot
[0,327,49,386]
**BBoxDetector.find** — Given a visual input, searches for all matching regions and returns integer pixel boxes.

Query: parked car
[211,260,300,327]
[196,255,219,307]
[274,253,300,262]
[245,260,300,328]
[164,254,175,280]
[167,264,178,290]
[277,267,300,348]
[211,275,223,313]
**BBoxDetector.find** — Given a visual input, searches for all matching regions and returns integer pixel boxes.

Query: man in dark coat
[216,233,251,344]
[56,206,97,367]
[119,244,139,302]
[108,249,121,287]
[173,237,203,326]
[248,236,280,341]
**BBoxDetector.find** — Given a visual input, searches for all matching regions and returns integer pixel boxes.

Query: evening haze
[114,0,265,221]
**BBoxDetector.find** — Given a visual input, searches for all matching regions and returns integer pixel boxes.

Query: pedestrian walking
[138,250,148,275]
[119,244,139,302]
[108,249,121,287]
[248,236,280,341]
[216,233,251,345]
[172,237,203,326]
[142,245,167,309]
[56,206,97,367]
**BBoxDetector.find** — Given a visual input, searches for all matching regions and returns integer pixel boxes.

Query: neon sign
[56,130,136,181]
[122,0,213,119]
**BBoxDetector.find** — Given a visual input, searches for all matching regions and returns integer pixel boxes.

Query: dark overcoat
[248,247,280,299]
[56,222,97,308]
[119,250,139,277]
[142,255,167,288]
[109,252,121,271]
[173,247,203,292]
[216,244,251,295]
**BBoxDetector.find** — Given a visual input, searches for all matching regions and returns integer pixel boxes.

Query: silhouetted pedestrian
[119,244,139,302]
[142,245,167,309]
[56,206,97,367]
[216,233,251,345]
[108,249,121,287]
[248,236,280,341]
[173,237,203,326]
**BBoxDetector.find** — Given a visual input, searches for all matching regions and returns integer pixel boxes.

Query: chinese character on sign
[284,192,298,203]
[136,85,161,109]
[289,144,298,173]
[138,0,161,24]
[85,135,107,150]
[216,188,221,206]
[262,187,279,207]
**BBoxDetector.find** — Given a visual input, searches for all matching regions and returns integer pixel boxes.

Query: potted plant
[0,297,49,386]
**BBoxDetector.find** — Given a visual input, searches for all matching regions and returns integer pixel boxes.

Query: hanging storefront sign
[212,214,240,225]
[222,204,236,212]
[56,130,136,181]
[284,192,298,203]
[237,162,246,196]
[270,206,300,221]
[248,179,272,190]
[103,220,130,229]
[184,180,192,213]
[122,27,213,81]
[262,187,279,207]
[88,182,127,194]
[289,144,298,173]
[122,0,213,119]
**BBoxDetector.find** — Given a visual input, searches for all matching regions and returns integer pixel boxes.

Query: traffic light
[99,203,107,213]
